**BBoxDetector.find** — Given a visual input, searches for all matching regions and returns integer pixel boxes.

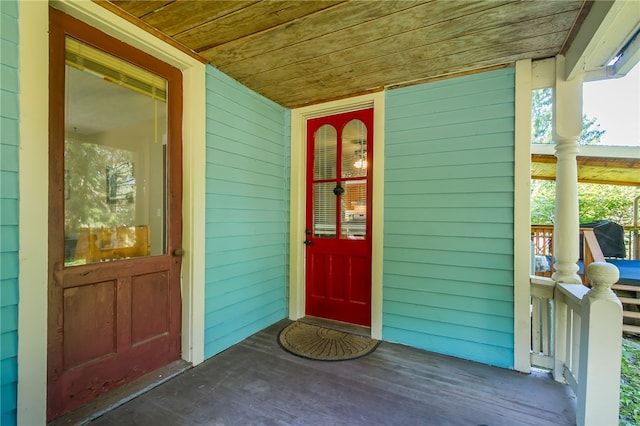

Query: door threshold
[48,359,192,426]
[300,316,371,338]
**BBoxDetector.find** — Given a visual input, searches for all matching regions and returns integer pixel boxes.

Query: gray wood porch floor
[88,319,576,426]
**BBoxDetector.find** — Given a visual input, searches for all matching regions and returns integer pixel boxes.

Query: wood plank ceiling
[532,155,640,186]
[102,0,589,108]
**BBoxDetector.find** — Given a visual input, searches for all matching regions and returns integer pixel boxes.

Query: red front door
[305,109,373,326]
[47,10,183,419]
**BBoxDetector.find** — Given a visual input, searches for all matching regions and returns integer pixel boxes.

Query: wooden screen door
[305,108,373,327]
[47,10,183,419]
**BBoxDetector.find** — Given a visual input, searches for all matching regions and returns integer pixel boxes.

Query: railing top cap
[586,262,620,286]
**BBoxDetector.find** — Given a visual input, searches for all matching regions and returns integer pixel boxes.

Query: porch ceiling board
[103,0,588,108]
[531,154,640,186]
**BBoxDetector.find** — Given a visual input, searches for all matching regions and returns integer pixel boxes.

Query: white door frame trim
[18,2,206,424]
[289,92,385,339]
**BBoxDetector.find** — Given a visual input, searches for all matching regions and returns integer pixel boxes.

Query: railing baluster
[532,296,541,354]
[530,276,555,369]
[541,298,550,356]
[553,284,567,383]
[571,310,580,382]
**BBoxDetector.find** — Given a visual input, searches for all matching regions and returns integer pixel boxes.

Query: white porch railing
[530,262,623,426]
[530,276,554,369]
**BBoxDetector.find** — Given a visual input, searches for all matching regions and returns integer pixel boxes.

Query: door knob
[304,240,312,246]
[173,248,185,256]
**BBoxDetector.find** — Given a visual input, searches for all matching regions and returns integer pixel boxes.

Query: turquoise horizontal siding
[204,65,289,358]
[0,1,19,424]
[383,67,515,369]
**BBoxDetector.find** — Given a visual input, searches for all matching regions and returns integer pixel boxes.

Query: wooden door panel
[131,272,170,345]
[52,273,180,411]
[57,329,178,411]
[62,281,116,370]
[349,255,370,303]
[310,253,328,298]
[306,244,372,324]
[53,259,180,414]
[329,255,346,300]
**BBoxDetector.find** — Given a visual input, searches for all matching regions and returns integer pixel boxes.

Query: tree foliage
[531,88,554,144]
[530,87,638,226]
[620,337,640,425]
[531,180,640,225]
[531,88,606,145]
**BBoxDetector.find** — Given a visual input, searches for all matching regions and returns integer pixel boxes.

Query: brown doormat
[278,321,379,361]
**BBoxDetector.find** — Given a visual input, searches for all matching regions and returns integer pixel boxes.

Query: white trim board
[289,92,385,340]
[18,2,206,424]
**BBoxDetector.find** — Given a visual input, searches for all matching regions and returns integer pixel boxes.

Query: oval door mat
[278,321,379,361]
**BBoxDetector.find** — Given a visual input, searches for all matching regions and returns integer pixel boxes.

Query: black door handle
[304,240,312,246]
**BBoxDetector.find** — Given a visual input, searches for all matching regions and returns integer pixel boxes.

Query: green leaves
[578,185,640,224]
[531,180,640,226]
[620,338,640,425]
[532,88,553,145]
[531,88,606,145]
[530,180,556,224]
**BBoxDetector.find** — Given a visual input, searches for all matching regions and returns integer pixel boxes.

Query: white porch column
[551,55,583,284]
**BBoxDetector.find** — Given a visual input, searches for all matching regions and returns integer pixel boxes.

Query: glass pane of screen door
[340,119,367,239]
[313,182,336,238]
[63,37,168,266]
[314,124,337,180]
[341,180,367,239]
[342,119,367,179]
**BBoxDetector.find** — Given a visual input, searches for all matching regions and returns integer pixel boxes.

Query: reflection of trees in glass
[107,162,135,205]
[65,139,135,238]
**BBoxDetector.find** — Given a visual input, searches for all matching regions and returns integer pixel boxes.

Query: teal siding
[0,1,19,424]
[204,65,290,358]
[383,67,515,368]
